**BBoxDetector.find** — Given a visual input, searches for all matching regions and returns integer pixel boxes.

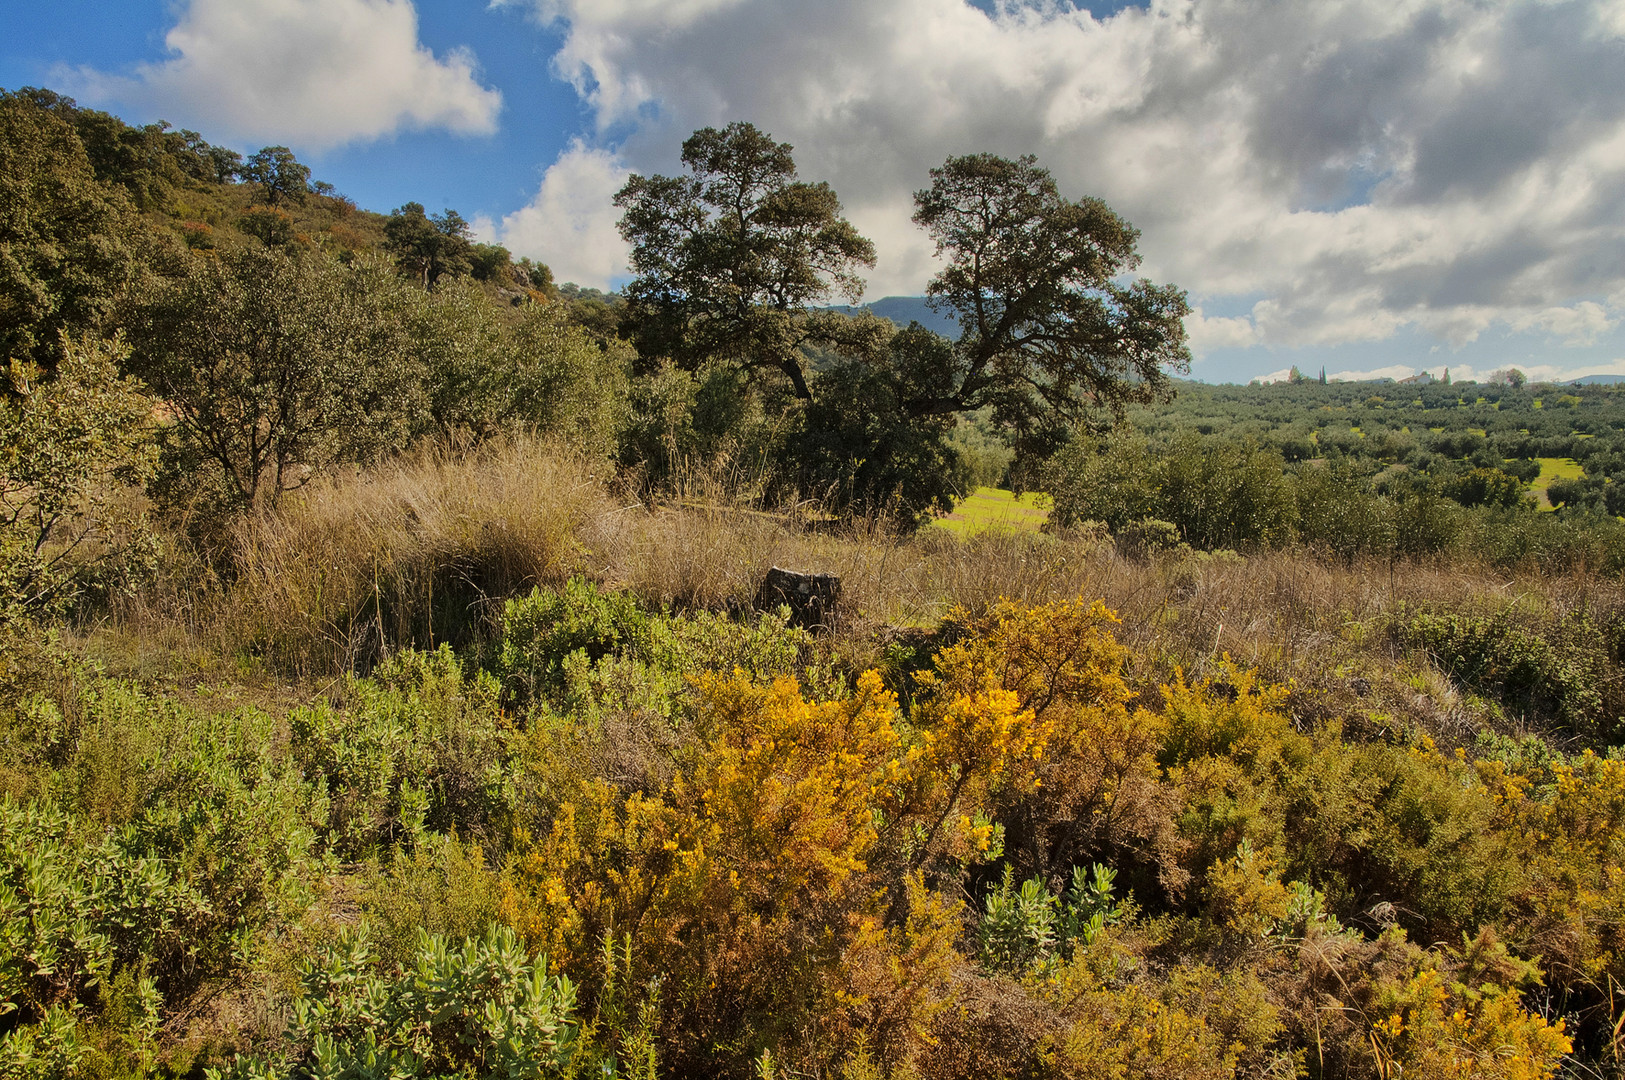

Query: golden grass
[228,437,621,672]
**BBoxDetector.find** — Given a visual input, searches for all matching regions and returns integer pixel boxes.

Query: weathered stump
[754,566,841,630]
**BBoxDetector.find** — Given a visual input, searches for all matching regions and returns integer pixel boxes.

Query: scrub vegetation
[3,87,1625,1079]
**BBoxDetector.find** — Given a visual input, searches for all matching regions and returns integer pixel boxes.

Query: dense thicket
[0,578,1611,1079]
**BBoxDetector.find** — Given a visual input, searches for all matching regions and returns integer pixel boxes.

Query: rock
[754,566,841,630]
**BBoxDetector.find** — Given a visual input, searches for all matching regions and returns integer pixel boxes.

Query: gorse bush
[3,587,1602,1079]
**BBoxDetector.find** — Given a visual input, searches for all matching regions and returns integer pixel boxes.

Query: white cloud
[1185,307,1261,354]
[65,0,501,149]
[1278,359,1625,384]
[495,141,632,288]
[498,0,1625,351]
[1511,301,1619,346]
[1322,364,1435,383]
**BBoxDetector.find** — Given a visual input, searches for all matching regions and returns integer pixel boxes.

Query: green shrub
[0,335,157,642]
[214,924,581,1080]
[360,834,503,971]
[291,645,510,858]
[0,799,202,1032]
[1401,610,1613,740]
[977,864,1123,976]
[498,578,650,710]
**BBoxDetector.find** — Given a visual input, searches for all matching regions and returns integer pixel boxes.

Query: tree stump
[754,566,841,630]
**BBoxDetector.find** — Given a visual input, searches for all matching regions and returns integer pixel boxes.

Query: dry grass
[227,437,622,673]
[99,438,1625,746]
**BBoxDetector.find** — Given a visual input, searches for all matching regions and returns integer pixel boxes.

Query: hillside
[825,295,961,337]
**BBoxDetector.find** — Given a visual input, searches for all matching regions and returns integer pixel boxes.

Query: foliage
[125,247,424,514]
[977,863,1124,975]
[241,146,310,208]
[0,335,156,637]
[498,578,651,710]
[615,122,876,401]
[215,925,581,1080]
[792,324,972,524]
[1400,610,1617,740]
[385,202,474,290]
[0,91,139,370]
[1369,939,1570,1080]
[291,644,509,858]
[412,284,631,451]
[236,206,297,251]
[911,152,1191,465]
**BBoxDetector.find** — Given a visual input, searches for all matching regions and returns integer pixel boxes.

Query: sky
[5,0,1625,385]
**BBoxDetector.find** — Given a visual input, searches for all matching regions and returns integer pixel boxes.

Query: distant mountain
[825,296,960,338]
[1572,374,1625,385]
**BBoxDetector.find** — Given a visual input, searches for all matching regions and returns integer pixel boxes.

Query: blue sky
[5,0,1625,385]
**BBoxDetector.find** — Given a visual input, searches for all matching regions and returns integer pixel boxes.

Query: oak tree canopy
[614,122,876,400]
[911,152,1191,462]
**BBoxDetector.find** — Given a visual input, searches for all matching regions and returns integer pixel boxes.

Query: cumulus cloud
[1185,307,1261,354]
[495,0,1625,351]
[495,141,632,287]
[65,0,501,149]
[1258,359,1625,384]
[1511,301,1620,346]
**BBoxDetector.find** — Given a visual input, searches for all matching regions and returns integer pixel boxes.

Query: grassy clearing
[1531,456,1585,509]
[929,486,1050,535]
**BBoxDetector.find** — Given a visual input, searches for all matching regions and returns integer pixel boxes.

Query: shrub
[1,335,157,641]
[1401,610,1612,740]
[214,925,582,1080]
[977,863,1124,975]
[498,578,651,710]
[290,645,510,858]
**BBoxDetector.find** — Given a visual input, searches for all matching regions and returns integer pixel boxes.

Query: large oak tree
[911,153,1191,465]
[614,122,876,399]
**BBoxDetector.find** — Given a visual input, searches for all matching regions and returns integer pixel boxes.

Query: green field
[1531,456,1584,509]
[930,486,1050,534]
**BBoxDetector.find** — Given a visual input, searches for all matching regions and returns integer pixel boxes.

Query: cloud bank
[494,0,1625,358]
[67,0,502,149]
[497,142,633,288]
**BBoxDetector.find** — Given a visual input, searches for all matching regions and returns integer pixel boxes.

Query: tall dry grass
[228,437,624,672]
[204,436,1625,744]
